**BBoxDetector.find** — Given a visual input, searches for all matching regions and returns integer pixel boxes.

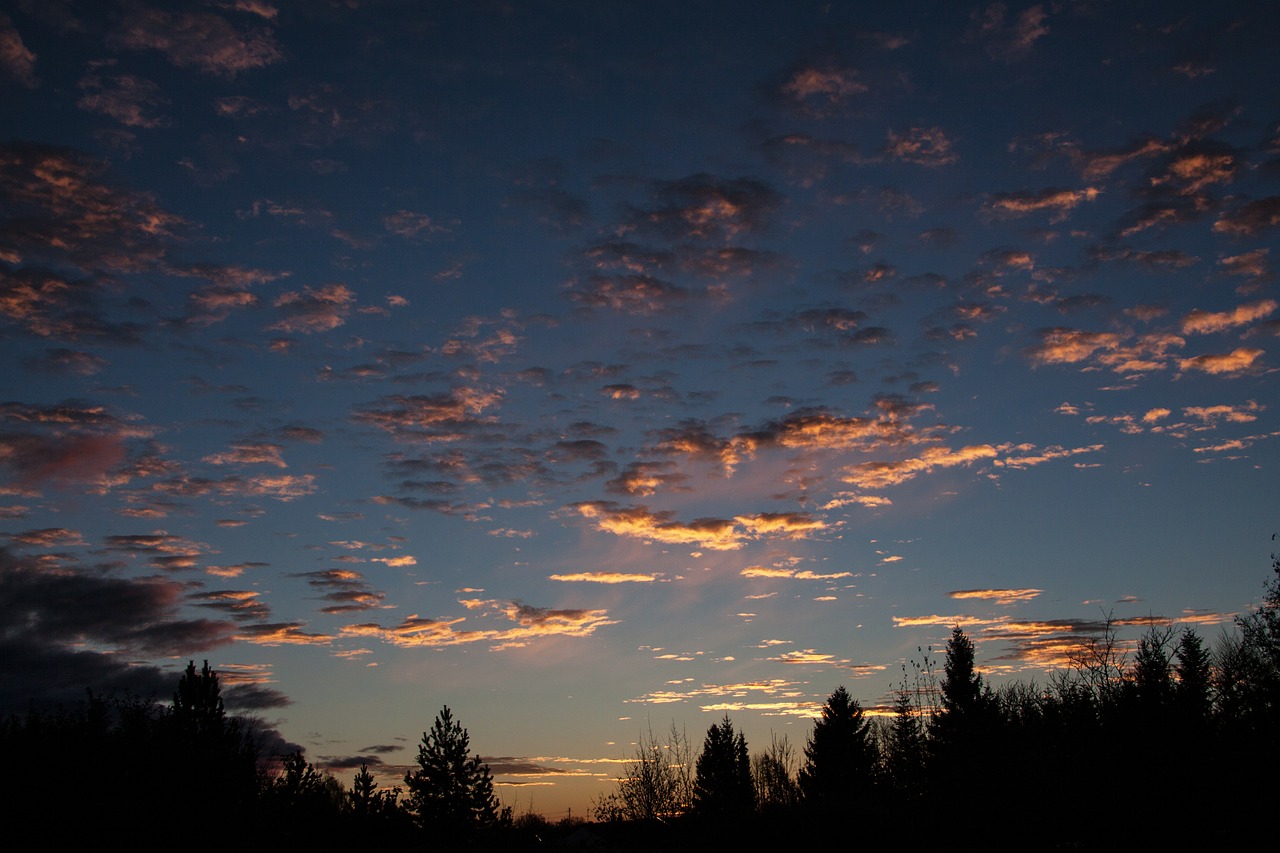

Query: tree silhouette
[593,722,693,823]
[404,705,503,836]
[751,733,800,813]
[692,714,753,819]
[798,685,876,808]
[1173,627,1212,722]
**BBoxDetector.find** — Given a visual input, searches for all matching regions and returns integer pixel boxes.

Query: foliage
[692,714,753,819]
[798,685,876,807]
[404,705,504,835]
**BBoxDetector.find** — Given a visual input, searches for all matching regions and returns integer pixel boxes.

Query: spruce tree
[798,686,875,808]
[692,714,753,819]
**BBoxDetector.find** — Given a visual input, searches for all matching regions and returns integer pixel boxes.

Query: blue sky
[2,0,1278,817]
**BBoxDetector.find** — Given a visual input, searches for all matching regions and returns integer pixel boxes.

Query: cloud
[269,283,355,334]
[604,461,687,497]
[948,588,1043,605]
[993,443,1103,470]
[1025,328,1122,366]
[1213,196,1280,236]
[740,566,853,581]
[0,547,237,710]
[884,127,958,166]
[110,6,284,77]
[203,441,287,468]
[291,569,386,614]
[1218,249,1271,283]
[971,3,1049,62]
[549,572,661,583]
[1177,347,1264,375]
[1184,402,1262,425]
[564,274,690,313]
[839,444,998,490]
[237,622,334,646]
[0,141,183,275]
[6,527,86,547]
[568,502,828,551]
[621,174,784,241]
[383,209,452,239]
[0,14,37,88]
[77,71,169,128]
[1181,300,1277,335]
[25,347,109,376]
[568,502,742,550]
[342,600,615,650]
[188,589,271,621]
[779,65,867,114]
[985,187,1099,221]
[0,430,127,489]
[353,387,503,441]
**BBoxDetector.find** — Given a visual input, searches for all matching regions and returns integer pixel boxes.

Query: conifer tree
[405,705,502,835]
[798,686,875,807]
[692,714,753,819]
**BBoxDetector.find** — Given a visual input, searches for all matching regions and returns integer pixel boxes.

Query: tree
[881,684,925,800]
[692,714,753,819]
[165,659,260,814]
[752,733,800,813]
[798,686,876,807]
[593,723,693,823]
[172,659,225,740]
[404,706,503,835]
[1173,627,1212,722]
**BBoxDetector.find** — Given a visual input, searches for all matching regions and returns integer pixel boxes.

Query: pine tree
[798,686,875,808]
[404,706,502,835]
[692,714,753,819]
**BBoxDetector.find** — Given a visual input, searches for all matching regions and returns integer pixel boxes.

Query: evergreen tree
[798,686,876,808]
[172,659,225,740]
[404,706,502,835]
[882,686,925,799]
[1173,627,1212,722]
[692,714,753,819]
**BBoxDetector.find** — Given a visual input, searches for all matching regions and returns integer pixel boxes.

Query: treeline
[6,555,1280,849]
[0,662,530,848]
[596,553,1280,848]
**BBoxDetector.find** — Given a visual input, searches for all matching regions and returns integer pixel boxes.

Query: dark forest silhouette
[5,551,1280,849]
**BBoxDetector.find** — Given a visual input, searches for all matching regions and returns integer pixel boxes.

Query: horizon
[2,0,1278,819]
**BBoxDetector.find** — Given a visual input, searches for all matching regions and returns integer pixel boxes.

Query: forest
[5,552,1279,850]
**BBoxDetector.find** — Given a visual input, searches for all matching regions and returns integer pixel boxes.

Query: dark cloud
[110,5,283,77]
[0,547,237,710]
[0,141,182,274]
[77,70,169,128]
[622,174,784,241]
[564,273,690,313]
[1213,196,1280,237]
[291,569,386,615]
[223,682,292,711]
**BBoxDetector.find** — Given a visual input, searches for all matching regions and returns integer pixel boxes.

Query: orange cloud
[569,502,826,551]
[549,572,661,583]
[839,444,997,489]
[1181,300,1277,335]
[948,588,1043,604]
[1178,347,1264,375]
[342,602,615,650]
[1026,328,1122,365]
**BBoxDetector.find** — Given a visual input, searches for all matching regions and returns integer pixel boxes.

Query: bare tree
[752,732,800,811]
[593,722,693,822]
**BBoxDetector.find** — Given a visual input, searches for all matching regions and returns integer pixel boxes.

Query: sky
[2,0,1278,818]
